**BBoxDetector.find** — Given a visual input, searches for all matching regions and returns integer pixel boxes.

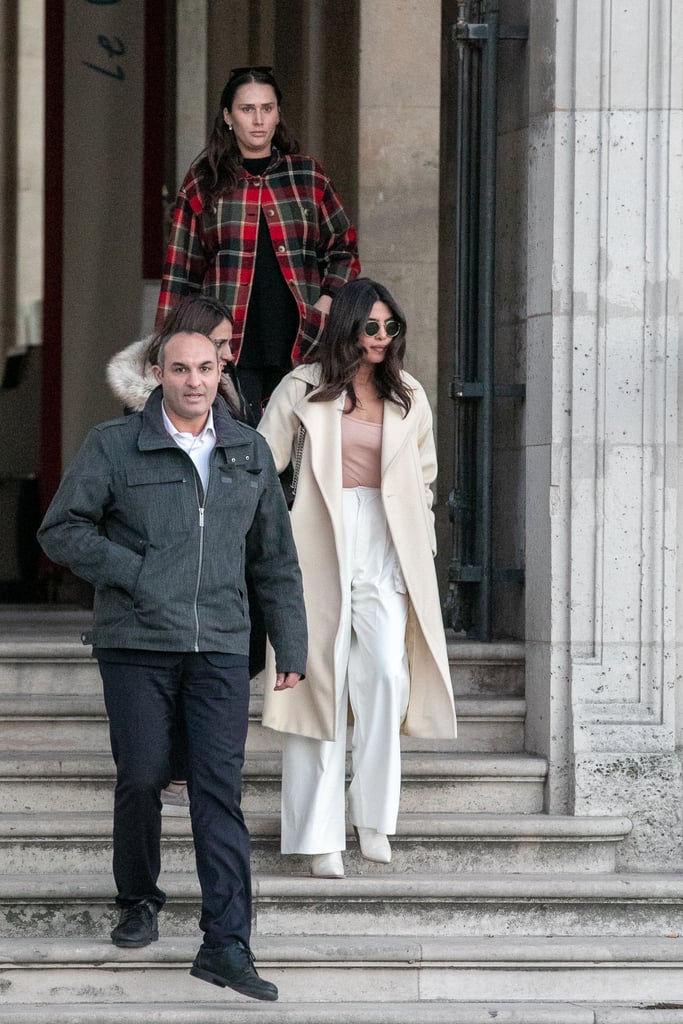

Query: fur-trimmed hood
[106,335,245,419]
[106,337,157,413]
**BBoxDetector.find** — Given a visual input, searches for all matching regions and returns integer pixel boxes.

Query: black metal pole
[477,0,498,641]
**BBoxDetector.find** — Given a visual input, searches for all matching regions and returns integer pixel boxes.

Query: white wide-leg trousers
[281,486,410,855]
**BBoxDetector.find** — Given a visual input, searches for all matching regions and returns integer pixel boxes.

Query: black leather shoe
[111,899,159,948]
[190,940,278,1001]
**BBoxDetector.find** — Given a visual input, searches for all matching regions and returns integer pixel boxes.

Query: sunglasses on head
[364,318,401,339]
[229,65,274,80]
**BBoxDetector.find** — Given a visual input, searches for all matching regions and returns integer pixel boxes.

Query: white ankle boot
[354,827,391,864]
[310,852,345,878]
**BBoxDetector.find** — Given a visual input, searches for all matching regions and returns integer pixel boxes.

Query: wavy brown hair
[310,278,413,416]
[197,68,299,204]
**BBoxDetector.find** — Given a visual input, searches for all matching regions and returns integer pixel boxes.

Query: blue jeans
[98,651,251,947]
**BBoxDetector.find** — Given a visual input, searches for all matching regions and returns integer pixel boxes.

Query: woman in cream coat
[259,278,456,878]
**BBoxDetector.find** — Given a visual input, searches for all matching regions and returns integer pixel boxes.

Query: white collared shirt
[162,403,217,496]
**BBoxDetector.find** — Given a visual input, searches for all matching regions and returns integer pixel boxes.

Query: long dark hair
[149,295,245,419]
[311,278,413,416]
[198,67,299,204]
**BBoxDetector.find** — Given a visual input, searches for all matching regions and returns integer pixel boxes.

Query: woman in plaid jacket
[156,66,360,426]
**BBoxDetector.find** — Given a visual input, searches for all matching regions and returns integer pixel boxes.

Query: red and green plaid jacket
[156,150,360,363]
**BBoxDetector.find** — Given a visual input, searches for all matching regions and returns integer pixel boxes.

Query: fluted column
[526,0,683,868]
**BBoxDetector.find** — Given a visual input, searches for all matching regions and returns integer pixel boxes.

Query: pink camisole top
[341,414,383,488]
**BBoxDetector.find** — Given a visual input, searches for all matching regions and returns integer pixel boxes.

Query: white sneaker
[354,826,391,863]
[310,852,345,878]
[161,782,190,816]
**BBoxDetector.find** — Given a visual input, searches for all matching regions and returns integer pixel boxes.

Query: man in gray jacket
[38,328,306,1002]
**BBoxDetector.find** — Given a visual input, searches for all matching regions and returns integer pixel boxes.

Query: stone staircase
[1,607,683,1022]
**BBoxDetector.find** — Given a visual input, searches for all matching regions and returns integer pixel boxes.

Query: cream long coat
[258,363,457,742]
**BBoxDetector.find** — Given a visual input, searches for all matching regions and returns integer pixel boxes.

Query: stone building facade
[1,0,682,870]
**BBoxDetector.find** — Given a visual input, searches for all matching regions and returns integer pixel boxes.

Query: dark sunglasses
[364,318,401,339]
[229,65,274,80]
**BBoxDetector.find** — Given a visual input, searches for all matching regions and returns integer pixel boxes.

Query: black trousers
[98,652,252,947]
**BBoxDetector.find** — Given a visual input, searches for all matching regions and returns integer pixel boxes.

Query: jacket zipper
[192,475,205,652]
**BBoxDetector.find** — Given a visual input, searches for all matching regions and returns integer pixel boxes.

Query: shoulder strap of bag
[290,381,314,500]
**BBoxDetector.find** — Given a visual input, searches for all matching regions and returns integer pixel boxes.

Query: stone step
[0,608,93,644]
[404,696,525,752]
[0,750,546,815]
[253,871,683,939]
[0,620,525,702]
[0,811,631,886]
[446,639,525,697]
[0,642,99,694]
[0,694,526,754]
[0,869,679,940]
[1,935,682,1004]
[1,1000,677,1024]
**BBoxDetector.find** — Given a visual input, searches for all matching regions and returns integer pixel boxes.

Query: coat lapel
[296,390,345,554]
[381,398,413,475]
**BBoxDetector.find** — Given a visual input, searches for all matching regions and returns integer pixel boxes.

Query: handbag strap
[290,381,314,502]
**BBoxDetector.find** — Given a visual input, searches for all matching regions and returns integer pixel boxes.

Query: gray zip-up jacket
[38,387,306,672]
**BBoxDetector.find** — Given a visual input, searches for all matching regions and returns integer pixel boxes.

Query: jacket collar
[289,362,322,388]
[138,387,249,452]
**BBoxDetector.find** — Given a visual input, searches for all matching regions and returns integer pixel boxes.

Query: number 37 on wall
[82,0,126,81]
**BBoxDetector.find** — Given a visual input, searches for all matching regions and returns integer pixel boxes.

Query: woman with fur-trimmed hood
[107,295,245,419]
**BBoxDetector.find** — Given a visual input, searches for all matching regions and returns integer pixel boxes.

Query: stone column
[177,0,209,192]
[526,0,683,868]
[16,0,45,352]
[62,0,144,462]
[357,0,441,404]
[0,0,18,367]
